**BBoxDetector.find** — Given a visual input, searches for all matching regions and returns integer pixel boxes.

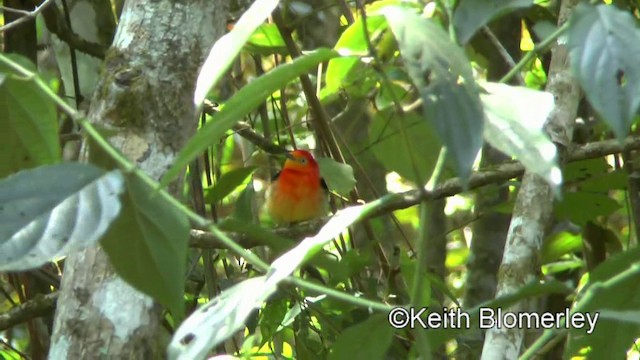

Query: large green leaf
[565,262,640,359]
[101,175,189,318]
[453,0,535,44]
[317,157,356,196]
[328,314,395,360]
[162,48,338,187]
[0,57,60,178]
[368,109,441,184]
[0,163,124,271]
[554,191,620,226]
[480,82,561,190]
[567,4,640,140]
[203,166,256,203]
[321,15,387,101]
[384,7,484,182]
[194,0,281,107]
[245,23,287,55]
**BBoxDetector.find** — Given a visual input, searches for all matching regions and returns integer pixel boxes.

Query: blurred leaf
[369,109,441,184]
[565,263,640,359]
[481,82,561,190]
[169,276,278,360]
[567,4,640,140]
[163,48,338,186]
[542,259,584,276]
[322,15,387,100]
[0,56,60,178]
[384,7,484,182]
[555,192,620,226]
[246,23,287,55]
[564,158,628,191]
[317,157,356,196]
[232,182,256,223]
[328,314,394,360]
[204,166,257,203]
[194,0,280,107]
[101,175,189,318]
[542,231,583,264]
[0,164,124,271]
[453,0,534,44]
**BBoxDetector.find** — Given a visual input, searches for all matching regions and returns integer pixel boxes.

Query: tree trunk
[49,0,229,357]
[481,0,581,358]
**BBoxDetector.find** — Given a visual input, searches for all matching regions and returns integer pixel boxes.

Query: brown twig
[0,293,58,331]
[189,136,640,249]
[0,0,54,33]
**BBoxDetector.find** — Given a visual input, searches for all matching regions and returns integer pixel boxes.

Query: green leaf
[232,183,256,222]
[0,57,60,178]
[564,158,628,192]
[194,0,281,106]
[453,0,535,44]
[203,166,256,203]
[321,15,387,101]
[328,314,394,360]
[163,48,338,186]
[0,163,124,271]
[245,23,287,55]
[369,109,441,184]
[565,264,640,359]
[542,231,583,264]
[384,7,484,182]
[567,4,640,140]
[555,192,620,226]
[316,157,356,196]
[101,175,189,318]
[480,82,561,190]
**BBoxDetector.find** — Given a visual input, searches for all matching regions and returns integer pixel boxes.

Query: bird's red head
[283,150,319,173]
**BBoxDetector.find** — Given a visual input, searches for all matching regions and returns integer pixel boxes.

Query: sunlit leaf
[245,23,287,55]
[0,163,124,271]
[480,82,561,189]
[567,4,640,140]
[163,48,338,187]
[194,0,280,107]
[321,15,387,101]
[168,276,278,360]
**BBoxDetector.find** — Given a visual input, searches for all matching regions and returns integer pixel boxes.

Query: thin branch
[0,293,58,331]
[35,0,106,58]
[189,135,640,249]
[482,26,525,85]
[0,0,55,33]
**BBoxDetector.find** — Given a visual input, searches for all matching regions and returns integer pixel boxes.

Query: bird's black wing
[271,171,281,182]
[321,177,328,191]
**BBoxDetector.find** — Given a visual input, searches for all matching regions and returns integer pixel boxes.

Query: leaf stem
[499,22,570,84]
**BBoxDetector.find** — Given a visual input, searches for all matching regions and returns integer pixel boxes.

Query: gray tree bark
[480,0,582,358]
[49,0,229,357]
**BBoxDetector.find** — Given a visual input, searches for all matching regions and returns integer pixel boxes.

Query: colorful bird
[266,150,328,225]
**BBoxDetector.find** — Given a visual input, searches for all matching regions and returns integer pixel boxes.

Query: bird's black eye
[300,158,307,164]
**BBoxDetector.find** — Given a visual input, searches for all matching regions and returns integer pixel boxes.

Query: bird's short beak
[284,152,296,160]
